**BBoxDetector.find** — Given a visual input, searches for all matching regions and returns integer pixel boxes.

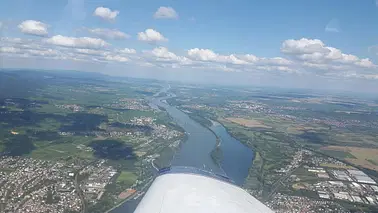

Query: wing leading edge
[134,167,274,213]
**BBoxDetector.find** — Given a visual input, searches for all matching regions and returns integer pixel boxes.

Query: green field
[116,171,137,186]
[320,149,356,159]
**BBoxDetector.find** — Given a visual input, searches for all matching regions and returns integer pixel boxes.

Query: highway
[266,161,305,200]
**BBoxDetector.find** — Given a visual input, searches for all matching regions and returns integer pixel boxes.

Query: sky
[1,0,378,93]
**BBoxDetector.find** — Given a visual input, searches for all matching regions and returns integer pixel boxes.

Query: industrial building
[347,170,376,184]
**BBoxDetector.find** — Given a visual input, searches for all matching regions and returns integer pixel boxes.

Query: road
[266,161,305,200]
[151,159,159,171]
[74,172,87,213]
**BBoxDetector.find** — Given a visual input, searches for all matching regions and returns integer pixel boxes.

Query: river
[151,96,224,174]
[111,86,253,212]
[210,121,253,185]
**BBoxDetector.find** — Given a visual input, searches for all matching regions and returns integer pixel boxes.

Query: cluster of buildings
[311,180,378,205]
[80,160,117,204]
[181,103,211,110]
[275,106,306,111]
[0,156,135,213]
[58,131,74,136]
[54,104,82,112]
[302,117,376,129]
[267,193,345,213]
[105,98,150,111]
[106,116,182,142]
[180,99,374,132]
[131,116,155,125]
[151,124,181,141]
[267,148,378,211]
[224,100,366,129]
[226,102,271,114]
[303,168,378,205]
[58,114,182,143]
[129,116,182,141]
[309,155,348,168]
[348,170,376,184]
[311,118,347,128]
[276,150,310,173]
[0,157,82,213]
[2,98,42,109]
[223,99,376,130]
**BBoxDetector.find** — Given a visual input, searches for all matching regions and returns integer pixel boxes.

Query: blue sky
[1,0,378,92]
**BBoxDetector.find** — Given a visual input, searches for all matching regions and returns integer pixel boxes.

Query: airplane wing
[134,166,274,213]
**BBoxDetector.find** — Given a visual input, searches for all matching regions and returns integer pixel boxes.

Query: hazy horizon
[1,0,378,93]
[2,67,378,99]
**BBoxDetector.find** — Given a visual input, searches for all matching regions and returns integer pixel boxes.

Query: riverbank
[212,120,260,175]
[182,109,255,184]
[209,129,222,167]
[162,94,223,170]
[185,113,224,168]
[107,177,154,213]
[104,193,137,213]
[216,119,298,198]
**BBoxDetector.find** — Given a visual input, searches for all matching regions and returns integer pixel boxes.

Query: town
[0,156,83,212]
[255,149,378,212]
[0,86,184,213]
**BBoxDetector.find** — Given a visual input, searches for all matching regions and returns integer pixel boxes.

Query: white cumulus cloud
[1,35,376,80]
[87,28,130,40]
[149,47,191,64]
[0,47,21,54]
[75,48,109,56]
[260,57,293,66]
[281,38,327,55]
[355,58,374,68]
[138,29,168,43]
[186,48,295,72]
[187,48,218,61]
[154,7,178,19]
[93,7,119,21]
[28,49,59,57]
[105,55,128,62]
[188,48,247,65]
[46,35,109,49]
[281,38,374,69]
[18,20,49,36]
[119,48,136,54]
